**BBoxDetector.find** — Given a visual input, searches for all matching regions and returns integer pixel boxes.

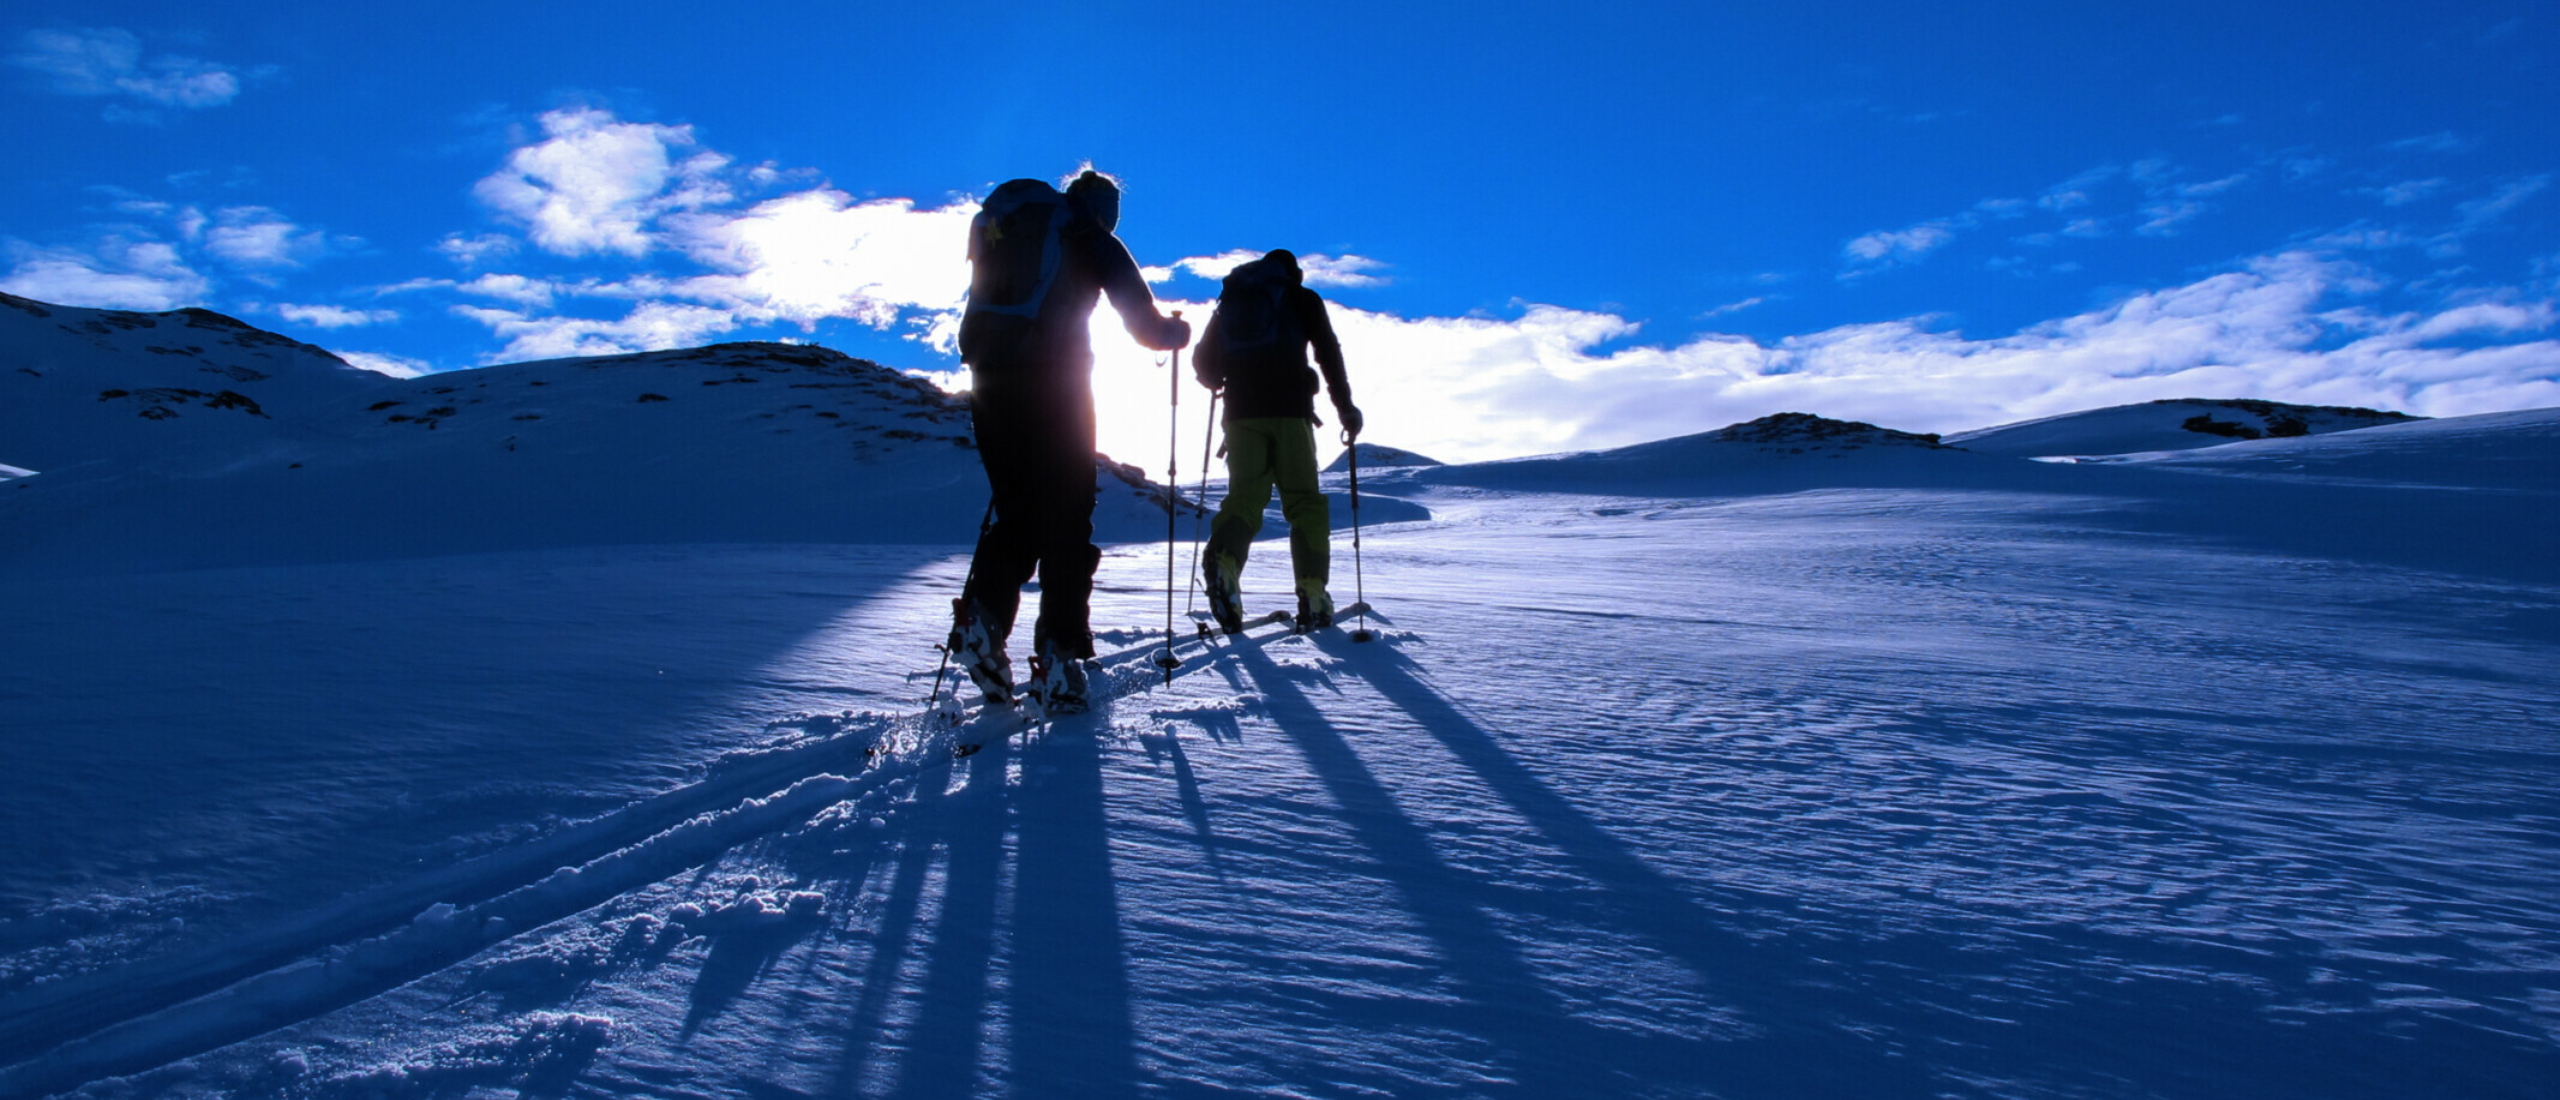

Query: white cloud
[2454,176,2549,230]
[1173,250,1262,281]
[1171,249,1390,289]
[202,207,330,269]
[2407,299,2554,341]
[9,28,243,117]
[1842,180,2104,277]
[660,188,975,326]
[2178,173,2249,198]
[335,350,433,378]
[2041,166,2118,212]
[452,301,747,362]
[2388,131,2475,155]
[457,273,559,309]
[448,110,984,356]
[472,107,730,258]
[437,233,518,268]
[1843,221,1956,272]
[2373,179,2448,206]
[0,237,208,310]
[2137,201,2207,237]
[0,196,362,315]
[2308,225,2413,250]
[274,303,397,328]
[1079,250,2560,466]
[1299,254,1389,289]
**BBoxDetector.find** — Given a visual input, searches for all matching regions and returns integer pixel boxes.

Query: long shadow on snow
[1275,636,1940,1098]
[812,742,1006,1099]
[1226,641,1935,1099]
[817,709,1144,1099]
[1004,719,1145,1099]
[891,735,1011,1100]
[680,890,831,1041]
[1323,636,2560,1100]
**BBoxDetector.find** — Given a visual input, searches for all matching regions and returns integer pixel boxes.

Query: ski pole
[1345,431,1373,643]
[929,497,1001,715]
[1186,388,1219,619]
[1155,311,1185,676]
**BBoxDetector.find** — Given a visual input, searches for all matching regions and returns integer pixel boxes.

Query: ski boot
[948,597,1013,705]
[1202,554,1245,635]
[1295,587,1336,633]
[1026,634,1091,716]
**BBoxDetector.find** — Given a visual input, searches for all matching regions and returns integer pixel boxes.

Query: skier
[950,168,1191,712]
[1192,249,1363,633]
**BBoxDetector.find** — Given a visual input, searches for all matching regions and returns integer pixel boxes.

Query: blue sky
[6,1,2555,463]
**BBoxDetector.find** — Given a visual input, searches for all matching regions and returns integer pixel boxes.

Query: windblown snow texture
[3,291,2554,1100]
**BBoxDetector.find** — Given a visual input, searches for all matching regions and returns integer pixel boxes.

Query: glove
[1337,403,1364,440]
[1161,316,1193,349]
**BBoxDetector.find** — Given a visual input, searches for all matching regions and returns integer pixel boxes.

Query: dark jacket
[960,216,1185,391]
[1193,259,1351,423]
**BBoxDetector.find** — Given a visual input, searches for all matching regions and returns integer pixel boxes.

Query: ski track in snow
[5,479,2560,1096]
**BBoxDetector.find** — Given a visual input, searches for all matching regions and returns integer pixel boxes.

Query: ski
[946,602,1370,756]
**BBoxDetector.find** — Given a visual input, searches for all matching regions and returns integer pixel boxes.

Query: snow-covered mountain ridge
[0,295,1201,570]
[0,292,386,473]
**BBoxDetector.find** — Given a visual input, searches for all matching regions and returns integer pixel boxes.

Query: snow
[1945,398,2422,460]
[3,296,2557,1099]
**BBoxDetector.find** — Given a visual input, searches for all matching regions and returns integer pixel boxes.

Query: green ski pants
[1205,416,1330,600]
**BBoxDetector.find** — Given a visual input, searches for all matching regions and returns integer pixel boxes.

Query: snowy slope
[0,292,390,475]
[1420,411,2046,495]
[2097,404,2560,490]
[2,354,2556,1098]
[1,294,1200,571]
[1322,441,1444,472]
[1945,397,2420,458]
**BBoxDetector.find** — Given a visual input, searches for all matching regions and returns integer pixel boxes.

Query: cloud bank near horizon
[1074,250,2559,467]
[4,105,2552,462]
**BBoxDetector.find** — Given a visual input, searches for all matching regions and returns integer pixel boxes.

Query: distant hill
[1323,443,1443,473]
[0,292,1193,570]
[1419,412,2008,495]
[0,291,391,473]
[2091,406,2560,493]
[1946,398,2420,458]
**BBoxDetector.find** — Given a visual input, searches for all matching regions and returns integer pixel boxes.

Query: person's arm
[1093,234,1191,351]
[1298,288,1360,435]
[1193,312,1227,391]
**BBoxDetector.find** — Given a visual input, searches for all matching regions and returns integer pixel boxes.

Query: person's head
[1064,166,1121,233]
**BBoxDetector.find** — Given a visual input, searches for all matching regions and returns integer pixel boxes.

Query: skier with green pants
[1192,249,1363,633]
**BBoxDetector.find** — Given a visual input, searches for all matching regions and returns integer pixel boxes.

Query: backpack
[1214,253,1302,361]
[1196,251,1315,401]
[959,179,1076,364]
